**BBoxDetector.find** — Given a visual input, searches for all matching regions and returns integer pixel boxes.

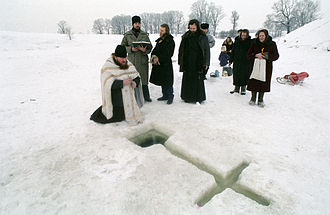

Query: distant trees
[231,11,240,37]
[264,14,285,38]
[57,20,73,40]
[293,0,320,28]
[189,0,225,36]
[110,15,131,34]
[92,18,105,34]
[90,0,227,36]
[104,19,112,35]
[93,11,187,35]
[57,21,68,34]
[189,0,209,22]
[208,3,225,36]
[264,0,320,36]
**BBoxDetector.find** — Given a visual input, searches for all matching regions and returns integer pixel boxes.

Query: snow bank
[276,17,330,51]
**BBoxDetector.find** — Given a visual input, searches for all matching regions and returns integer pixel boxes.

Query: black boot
[240,86,246,95]
[257,92,265,107]
[166,86,174,104]
[249,91,257,105]
[142,85,152,102]
[230,86,240,94]
[157,86,168,101]
[167,95,174,104]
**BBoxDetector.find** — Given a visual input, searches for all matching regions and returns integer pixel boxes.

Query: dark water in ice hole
[129,129,169,148]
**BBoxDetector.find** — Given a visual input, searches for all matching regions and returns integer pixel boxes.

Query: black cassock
[180,34,206,103]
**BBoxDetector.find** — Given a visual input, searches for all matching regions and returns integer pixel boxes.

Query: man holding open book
[121,15,153,102]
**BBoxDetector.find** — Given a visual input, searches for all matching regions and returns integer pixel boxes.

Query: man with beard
[178,19,210,104]
[90,45,144,125]
[150,24,175,104]
[121,16,153,102]
[229,29,252,95]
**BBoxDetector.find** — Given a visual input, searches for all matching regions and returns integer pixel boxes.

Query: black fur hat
[201,23,209,29]
[132,16,141,25]
[114,45,127,58]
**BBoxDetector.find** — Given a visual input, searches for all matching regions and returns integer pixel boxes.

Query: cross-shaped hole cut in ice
[128,127,270,207]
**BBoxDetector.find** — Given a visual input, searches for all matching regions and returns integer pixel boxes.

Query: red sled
[276,72,309,85]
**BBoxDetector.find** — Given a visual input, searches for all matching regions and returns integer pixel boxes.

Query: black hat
[201,23,209,29]
[115,45,127,58]
[132,16,141,25]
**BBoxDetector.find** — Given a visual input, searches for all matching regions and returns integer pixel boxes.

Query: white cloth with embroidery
[250,58,266,82]
[101,56,144,125]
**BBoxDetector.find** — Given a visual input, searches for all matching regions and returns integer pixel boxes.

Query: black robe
[178,31,210,103]
[230,36,252,86]
[150,34,175,86]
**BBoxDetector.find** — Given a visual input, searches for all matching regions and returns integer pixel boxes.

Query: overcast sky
[0,0,329,34]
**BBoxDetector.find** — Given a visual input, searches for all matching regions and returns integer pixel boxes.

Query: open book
[132,41,152,49]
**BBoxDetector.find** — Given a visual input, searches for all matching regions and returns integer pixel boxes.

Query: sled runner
[276,72,309,85]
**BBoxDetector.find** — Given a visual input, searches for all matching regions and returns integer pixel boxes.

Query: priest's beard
[113,56,129,70]
[188,30,198,37]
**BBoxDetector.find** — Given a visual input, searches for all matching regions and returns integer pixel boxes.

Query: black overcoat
[178,31,210,103]
[230,36,252,86]
[150,34,175,86]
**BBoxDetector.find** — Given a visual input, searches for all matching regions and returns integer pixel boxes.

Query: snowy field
[1,18,330,215]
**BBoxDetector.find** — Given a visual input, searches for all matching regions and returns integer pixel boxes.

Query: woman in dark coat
[247,29,279,107]
[150,24,175,104]
[222,37,233,58]
[229,29,252,95]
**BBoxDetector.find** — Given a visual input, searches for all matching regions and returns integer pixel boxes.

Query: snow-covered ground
[1,18,330,215]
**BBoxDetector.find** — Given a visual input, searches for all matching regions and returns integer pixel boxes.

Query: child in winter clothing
[218,46,230,67]
[218,46,232,76]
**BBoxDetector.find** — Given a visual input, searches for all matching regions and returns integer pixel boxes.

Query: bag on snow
[222,66,232,76]
[250,58,266,82]
[210,70,220,77]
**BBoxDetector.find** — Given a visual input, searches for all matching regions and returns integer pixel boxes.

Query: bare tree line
[91,11,187,35]
[90,0,225,36]
[57,0,321,39]
[264,0,320,37]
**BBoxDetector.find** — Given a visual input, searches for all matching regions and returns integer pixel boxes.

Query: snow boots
[230,85,246,95]
[230,86,240,94]
[249,91,257,105]
[249,92,265,107]
[142,85,152,102]
[240,86,246,95]
[257,92,265,107]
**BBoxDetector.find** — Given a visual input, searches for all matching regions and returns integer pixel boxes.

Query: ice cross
[128,128,270,207]
[165,145,270,207]
[195,162,270,207]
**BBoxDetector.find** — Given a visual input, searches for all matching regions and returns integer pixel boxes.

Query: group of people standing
[90,15,279,125]
[221,28,279,107]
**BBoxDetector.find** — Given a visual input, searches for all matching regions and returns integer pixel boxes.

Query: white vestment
[101,56,144,125]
